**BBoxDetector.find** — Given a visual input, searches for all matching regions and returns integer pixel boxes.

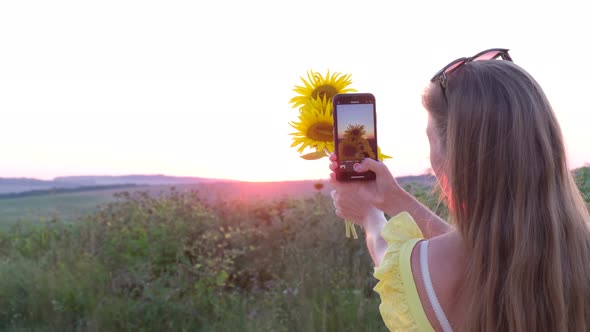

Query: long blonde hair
[423,60,590,331]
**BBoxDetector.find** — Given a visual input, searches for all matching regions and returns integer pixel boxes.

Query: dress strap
[420,240,454,332]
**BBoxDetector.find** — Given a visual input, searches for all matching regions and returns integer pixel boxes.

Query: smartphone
[333,92,378,181]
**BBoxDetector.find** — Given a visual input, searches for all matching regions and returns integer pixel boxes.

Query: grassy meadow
[0,190,123,230]
[0,168,588,331]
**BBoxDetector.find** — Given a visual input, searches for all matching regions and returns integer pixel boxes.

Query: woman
[329,49,590,332]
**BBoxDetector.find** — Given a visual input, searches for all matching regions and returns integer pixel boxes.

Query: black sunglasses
[430,48,513,102]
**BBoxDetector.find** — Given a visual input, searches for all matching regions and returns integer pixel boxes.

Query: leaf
[216,270,229,286]
[300,150,328,160]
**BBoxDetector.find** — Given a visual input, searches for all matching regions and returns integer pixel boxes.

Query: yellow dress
[373,212,435,332]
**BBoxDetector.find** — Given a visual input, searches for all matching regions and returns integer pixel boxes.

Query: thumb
[354,158,393,180]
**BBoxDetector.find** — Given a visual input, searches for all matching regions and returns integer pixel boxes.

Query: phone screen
[333,93,377,181]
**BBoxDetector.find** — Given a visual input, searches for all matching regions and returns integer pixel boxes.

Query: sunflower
[289,70,356,109]
[357,139,377,159]
[338,137,377,160]
[338,139,361,160]
[343,124,367,140]
[289,98,334,154]
[300,95,332,116]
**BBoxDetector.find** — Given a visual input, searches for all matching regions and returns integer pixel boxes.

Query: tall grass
[1,171,588,331]
[575,167,590,206]
[0,189,385,331]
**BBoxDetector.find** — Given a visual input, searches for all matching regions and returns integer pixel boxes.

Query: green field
[0,188,389,331]
[0,188,131,229]
[0,169,587,331]
[0,180,336,229]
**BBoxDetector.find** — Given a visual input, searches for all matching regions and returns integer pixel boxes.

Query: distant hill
[396,174,437,187]
[0,178,52,186]
[0,184,140,200]
[53,175,231,186]
[1,166,587,197]
[0,175,232,195]
[0,173,436,197]
[0,177,74,194]
[1,168,587,227]
[0,174,438,204]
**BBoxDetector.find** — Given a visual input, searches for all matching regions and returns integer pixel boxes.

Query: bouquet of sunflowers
[288,70,391,238]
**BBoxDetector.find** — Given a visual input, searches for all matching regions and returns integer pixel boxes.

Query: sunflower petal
[289,69,356,110]
[377,146,392,160]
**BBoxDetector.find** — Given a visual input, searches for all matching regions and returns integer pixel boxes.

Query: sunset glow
[1,1,588,182]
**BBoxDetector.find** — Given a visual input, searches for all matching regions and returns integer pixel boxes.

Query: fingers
[329,161,338,172]
[330,187,371,223]
[353,158,380,173]
[331,190,343,218]
[328,153,339,183]
[328,153,338,172]
[331,191,345,219]
[330,189,341,208]
[355,158,394,180]
[329,172,336,182]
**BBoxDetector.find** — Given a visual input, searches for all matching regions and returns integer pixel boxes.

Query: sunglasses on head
[430,48,513,102]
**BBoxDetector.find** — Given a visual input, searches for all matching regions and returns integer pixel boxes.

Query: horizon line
[0,172,437,183]
[2,163,588,183]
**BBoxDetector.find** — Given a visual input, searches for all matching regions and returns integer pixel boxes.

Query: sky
[337,104,375,139]
[1,0,588,182]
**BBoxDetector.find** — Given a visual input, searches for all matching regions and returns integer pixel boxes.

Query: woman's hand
[329,153,453,240]
[329,153,390,264]
[328,153,403,217]
[330,185,378,227]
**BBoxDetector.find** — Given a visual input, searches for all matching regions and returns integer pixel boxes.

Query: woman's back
[423,59,590,331]
[330,50,590,332]
[410,231,467,331]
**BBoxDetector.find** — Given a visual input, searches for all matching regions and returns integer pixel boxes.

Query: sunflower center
[307,122,333,142]
[312,85,338,100]
[342,144,358,157]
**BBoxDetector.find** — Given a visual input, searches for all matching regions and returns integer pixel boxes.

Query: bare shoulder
[410,230,467,331]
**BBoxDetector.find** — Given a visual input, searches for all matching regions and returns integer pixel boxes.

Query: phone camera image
[338,123,376,169]
[333,93,378,181]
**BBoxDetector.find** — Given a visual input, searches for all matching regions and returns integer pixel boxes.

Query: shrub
[0,189,386,331]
